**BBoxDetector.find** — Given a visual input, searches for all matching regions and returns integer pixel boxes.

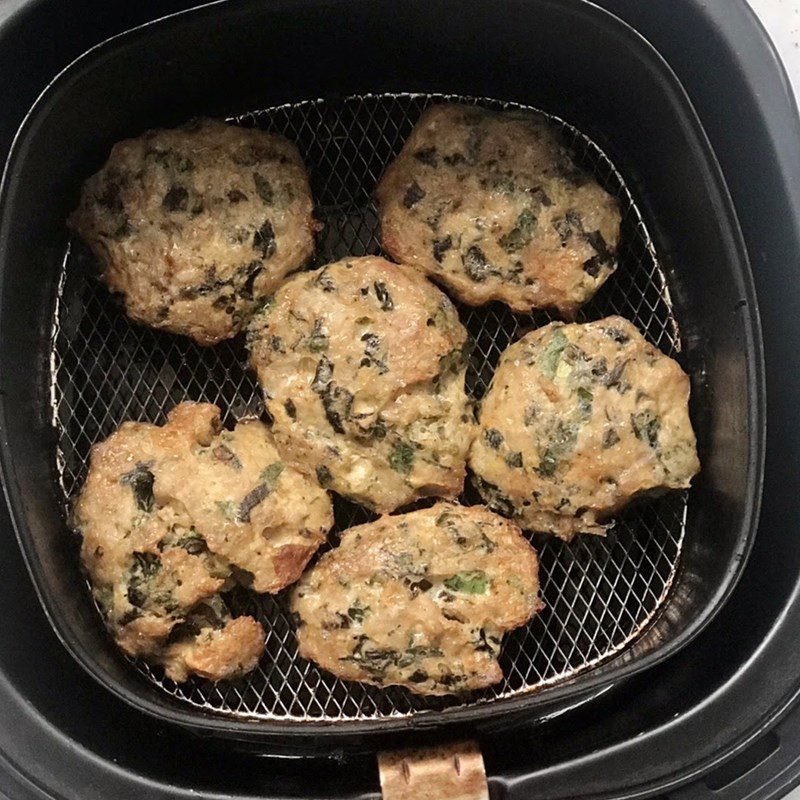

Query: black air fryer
[0,1,798,798]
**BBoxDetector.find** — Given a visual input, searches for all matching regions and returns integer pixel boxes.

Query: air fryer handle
[378,740,489,800]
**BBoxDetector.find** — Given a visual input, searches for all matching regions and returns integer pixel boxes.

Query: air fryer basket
[0,0,762,748]
[53,92,686,723]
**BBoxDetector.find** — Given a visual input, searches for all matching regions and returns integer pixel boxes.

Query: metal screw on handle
[378,740,489,800]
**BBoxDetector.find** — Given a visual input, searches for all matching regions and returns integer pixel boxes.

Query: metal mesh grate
[50,93,687,722]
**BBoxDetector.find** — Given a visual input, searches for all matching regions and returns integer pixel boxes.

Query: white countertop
[749,0,800,99]
[744,4,798,795]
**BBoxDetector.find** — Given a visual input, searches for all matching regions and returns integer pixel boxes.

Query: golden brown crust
[74,401,334,682]
[69,118,316,345]
[247,256,475,513]
[469,316,700,539]
[291,503,543,696]
[375,104,621,315]
[163,616,266,683]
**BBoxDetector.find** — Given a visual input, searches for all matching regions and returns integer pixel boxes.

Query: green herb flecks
[576,387,593,415]
[120,462,155,512]
[214,500,237,520]
[347,601,369,624]
[499,208,537,253]
[444,570,489,595]
[388,441,415,474]
[631,410,660,449]
[125,551,161,608]
[174,531,207,555]
[306,318,329,352]
[539,329,568,379]
[315,464,333,488]
[238,484,270,523]
[260,461,284,488]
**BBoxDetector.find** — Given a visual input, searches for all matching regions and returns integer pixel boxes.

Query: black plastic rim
[0,0,765,744]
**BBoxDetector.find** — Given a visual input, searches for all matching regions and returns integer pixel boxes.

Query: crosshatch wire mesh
[50,93,688,722]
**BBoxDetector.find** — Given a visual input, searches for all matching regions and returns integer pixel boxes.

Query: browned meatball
[469,317,700,540]
[292,503,543,696]
[74,402,333,681]
[70,118,316,344]
[247,256,474,513]
[376,104,620,316]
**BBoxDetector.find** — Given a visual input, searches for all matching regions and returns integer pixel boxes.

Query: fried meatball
[291,503,543,696]
[469,316,700,540]
[375,104,621,316]
[69,118,316,345]
[247,256,474,513]
[74,402,333,681]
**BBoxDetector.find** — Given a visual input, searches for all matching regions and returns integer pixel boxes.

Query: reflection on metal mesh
[51,94,686,722]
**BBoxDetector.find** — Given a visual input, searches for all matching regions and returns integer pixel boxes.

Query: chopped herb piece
[238,483,270,522]
[259,461,284,487]
[554,209,584,245]
[347,602,369,623]
[537,449,558,477]
[321,384,354,434]
[586,230,612,261]
[312,356,334,391]
[499,208,537,253]
[315,464,333,487]
[474,627,501,654]
[443,152,466,166]
[241,260,263,299]
[631,411,660,449]
[405,576,433,596]
[373,281,394,310]
[413,147,438,166]
[463,245,494,282]
[483,428,504,449]
[126,551,161,607]
[539,329,568,378]
[444,570,489,595]
[408,669,428,683]
[577,387,593,414]
[227,188,247,203]
[432,235,452,262]
[505,451,524,468]
[120,462,155,512]
[604,359,629,390]
[162,184,188,212]
[253,173,274,204]
[213,445,242,469]
[603,327,630,344]
[389,441,415,474]
[284,399,297,419]
[175,531,207,555]
[307,318,329,352]
[253,219,276,258]
[215,500,236,520]
[529,186,553,206]
[314,267,336,293]
[474,476,515,517]
[603,428,621,449]
[403,181,426,208]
